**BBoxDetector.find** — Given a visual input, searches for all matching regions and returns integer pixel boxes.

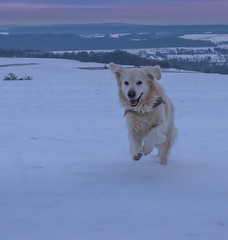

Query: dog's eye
[136,81,142,85]
[124,81,129,86]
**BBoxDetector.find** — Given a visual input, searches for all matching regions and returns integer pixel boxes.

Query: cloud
[0,3,120,10]
[0,2,227,25]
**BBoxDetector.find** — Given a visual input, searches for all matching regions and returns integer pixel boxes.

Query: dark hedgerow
[4,73,33,81]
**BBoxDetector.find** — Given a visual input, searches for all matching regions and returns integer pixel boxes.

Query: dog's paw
[142,144,153,156]
[160,157,167,165]
[130,146,143,161]
[133,152,142,161]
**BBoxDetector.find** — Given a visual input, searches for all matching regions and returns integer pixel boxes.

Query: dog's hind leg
[143,124,167,156]
[157,126,177,165]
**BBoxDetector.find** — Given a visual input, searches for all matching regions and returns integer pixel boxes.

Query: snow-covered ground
[0,32,9,35]
[180,34,228,43]
[0,58,228,240]
[110,33,130,38]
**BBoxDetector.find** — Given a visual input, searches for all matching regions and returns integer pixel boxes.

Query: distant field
[0,32,9,35]
[0,63,38,68]
[180,34,228,43]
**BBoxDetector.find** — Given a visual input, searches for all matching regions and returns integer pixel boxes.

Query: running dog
[110,63,177,165]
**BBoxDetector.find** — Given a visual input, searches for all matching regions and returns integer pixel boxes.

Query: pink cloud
[0,2,227,25]
[0,3,121,10]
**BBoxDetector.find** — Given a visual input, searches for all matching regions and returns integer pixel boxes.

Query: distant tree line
[0,48,228,74]
[167,58,228,74]
[0,34,214,51]
[215,47,228,55]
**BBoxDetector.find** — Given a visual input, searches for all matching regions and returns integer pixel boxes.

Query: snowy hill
[0,58,228,240]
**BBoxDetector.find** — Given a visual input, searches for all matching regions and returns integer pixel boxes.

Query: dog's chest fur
[125,108,160,136]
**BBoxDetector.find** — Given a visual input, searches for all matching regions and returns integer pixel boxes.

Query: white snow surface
[0,58,228,240]
[0,32,9,36]
[180,34,228,43]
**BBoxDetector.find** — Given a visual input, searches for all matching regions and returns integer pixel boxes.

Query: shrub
[4,73,33,81]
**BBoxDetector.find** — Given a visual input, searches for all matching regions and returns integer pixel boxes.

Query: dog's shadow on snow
[102,152,177,185]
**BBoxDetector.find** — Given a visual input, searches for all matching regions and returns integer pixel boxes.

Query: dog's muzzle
[128,92,143,107]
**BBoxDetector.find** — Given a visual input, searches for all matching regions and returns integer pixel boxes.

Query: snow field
[180,34,228,43]
[0,58,228,240]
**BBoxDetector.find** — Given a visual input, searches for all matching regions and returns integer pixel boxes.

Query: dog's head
[110,63,162,110]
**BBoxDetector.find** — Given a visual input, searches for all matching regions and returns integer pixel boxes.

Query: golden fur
[110,63,177,165]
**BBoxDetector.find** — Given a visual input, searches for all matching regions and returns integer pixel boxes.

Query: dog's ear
[144,65,161,81]
[109,62,124,81]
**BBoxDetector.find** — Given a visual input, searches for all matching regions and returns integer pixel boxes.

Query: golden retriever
[110,63,177,165]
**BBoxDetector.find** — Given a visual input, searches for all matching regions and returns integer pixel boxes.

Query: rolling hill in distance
[1,23,228,35]
[0,24,227,51]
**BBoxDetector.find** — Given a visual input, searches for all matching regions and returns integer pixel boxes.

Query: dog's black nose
[128,90,136,99]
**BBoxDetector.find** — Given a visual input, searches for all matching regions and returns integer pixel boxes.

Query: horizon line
[1,22,228,27]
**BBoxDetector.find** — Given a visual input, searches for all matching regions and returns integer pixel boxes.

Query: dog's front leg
[128,131,143,161]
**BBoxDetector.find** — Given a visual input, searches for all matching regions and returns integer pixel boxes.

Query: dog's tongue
[130,99,137,106]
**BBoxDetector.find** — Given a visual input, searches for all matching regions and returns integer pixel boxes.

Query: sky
[0,0,228,25]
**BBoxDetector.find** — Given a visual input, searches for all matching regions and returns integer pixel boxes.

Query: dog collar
[124,96,165,117]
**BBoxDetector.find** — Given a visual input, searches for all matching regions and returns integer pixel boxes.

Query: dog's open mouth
[129,93,143,107]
